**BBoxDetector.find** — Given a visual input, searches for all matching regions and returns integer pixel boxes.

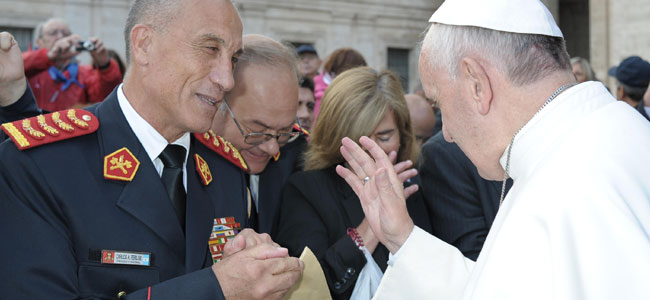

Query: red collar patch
[193,131,248,172]
[194,153,212,186]
[104,147,140,181]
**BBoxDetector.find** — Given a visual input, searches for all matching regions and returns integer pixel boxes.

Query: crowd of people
[0,0,649,299]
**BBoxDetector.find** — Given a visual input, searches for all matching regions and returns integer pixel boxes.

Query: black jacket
[419,132,511,260]
[273,166,432,299]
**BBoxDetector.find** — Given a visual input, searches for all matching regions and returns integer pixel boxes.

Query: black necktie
[159,144,187,232]
[245,176,259,232]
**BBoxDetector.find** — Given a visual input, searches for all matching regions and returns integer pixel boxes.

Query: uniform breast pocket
[78,263,160,299]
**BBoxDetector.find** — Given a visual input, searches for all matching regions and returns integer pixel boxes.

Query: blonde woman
[273,67,432,299]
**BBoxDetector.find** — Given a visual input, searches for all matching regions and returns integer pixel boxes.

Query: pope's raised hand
[336,136,414,254]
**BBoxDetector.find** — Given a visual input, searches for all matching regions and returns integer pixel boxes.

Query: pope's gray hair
[422,23,571,86]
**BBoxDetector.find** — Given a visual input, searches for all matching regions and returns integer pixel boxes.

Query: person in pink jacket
[313,48,366,122]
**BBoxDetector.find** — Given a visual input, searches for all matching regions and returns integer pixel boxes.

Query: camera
[76,40,95,52]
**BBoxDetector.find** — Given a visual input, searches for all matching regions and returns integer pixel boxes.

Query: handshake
[212,229,304,300]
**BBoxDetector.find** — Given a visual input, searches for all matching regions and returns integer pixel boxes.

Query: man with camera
[22,18,121,111]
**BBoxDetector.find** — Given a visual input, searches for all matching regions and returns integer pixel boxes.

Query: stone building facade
[0,0,648,91]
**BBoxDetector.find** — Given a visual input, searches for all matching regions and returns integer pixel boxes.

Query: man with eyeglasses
[212,34,307,234]
[22,18,121,111]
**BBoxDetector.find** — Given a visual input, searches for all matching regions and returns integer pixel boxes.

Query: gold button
[117,291,127,298]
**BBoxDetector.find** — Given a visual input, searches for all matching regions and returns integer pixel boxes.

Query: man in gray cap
[336,0,650,299]
[608,55,650,108]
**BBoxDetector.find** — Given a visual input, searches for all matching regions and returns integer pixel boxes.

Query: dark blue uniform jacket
[0,88,248,299]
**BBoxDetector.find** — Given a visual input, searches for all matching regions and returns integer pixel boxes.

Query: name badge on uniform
[101,249,151,266]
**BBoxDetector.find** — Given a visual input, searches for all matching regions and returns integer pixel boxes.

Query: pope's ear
[461,57,493,115]
[129,24,153,67]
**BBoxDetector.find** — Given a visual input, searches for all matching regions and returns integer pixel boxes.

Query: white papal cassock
[374,82,650,299]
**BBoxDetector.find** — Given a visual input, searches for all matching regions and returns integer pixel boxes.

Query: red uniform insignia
[292,123,309,136]
[1,109,98,150]
[104,147,140,181]
[102,250,116,264]
[193,130,249,172]
[270,123,307,162]
[194,154,212,186]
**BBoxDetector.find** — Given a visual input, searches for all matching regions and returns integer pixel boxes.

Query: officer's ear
[460,57,493,116]
[129,24,153,67]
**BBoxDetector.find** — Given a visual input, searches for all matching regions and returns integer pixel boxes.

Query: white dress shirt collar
[116,84,190,188]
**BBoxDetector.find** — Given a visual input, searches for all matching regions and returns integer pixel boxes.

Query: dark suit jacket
[0,88,248,299]
[256,136,307,234]
[419,132,511,261]
[273,167,432,300]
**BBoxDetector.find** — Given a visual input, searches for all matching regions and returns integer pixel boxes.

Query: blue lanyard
[48,62,85,94]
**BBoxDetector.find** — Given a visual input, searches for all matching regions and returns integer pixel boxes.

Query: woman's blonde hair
[304,67,418,170]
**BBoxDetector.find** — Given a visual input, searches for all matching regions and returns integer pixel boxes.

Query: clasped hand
[212,229,304,300]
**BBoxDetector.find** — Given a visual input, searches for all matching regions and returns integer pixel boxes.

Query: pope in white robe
[374,81,650,300]
[334,0,650,299]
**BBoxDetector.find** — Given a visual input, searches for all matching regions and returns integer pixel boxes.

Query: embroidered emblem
[211,132,221,147]
[292,123,309,136]
[208,217,241,263]
[193,131,248,171]
[67,109,90,129]
[22,119,45,139]
[219,136,230,153]
[37,115,60,136]
[194,154,212,186]
[52,111,74,132]
[104,147,140,181]
[1,110,98,150]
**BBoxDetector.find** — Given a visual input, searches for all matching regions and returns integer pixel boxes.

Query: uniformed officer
[0,0,302,299]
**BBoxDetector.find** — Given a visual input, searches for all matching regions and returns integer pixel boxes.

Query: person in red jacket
[22,18,121,111]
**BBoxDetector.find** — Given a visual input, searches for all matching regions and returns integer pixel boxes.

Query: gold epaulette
[1,109,99,150]
[193,130,248,172]
[292,123,309,137]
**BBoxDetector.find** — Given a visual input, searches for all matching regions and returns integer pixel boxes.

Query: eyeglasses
[223,99,302,146]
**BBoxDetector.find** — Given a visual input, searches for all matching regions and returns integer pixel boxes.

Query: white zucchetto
[429,0,563,38]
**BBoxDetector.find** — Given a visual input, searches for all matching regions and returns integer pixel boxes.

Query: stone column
[590,0,611,88]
